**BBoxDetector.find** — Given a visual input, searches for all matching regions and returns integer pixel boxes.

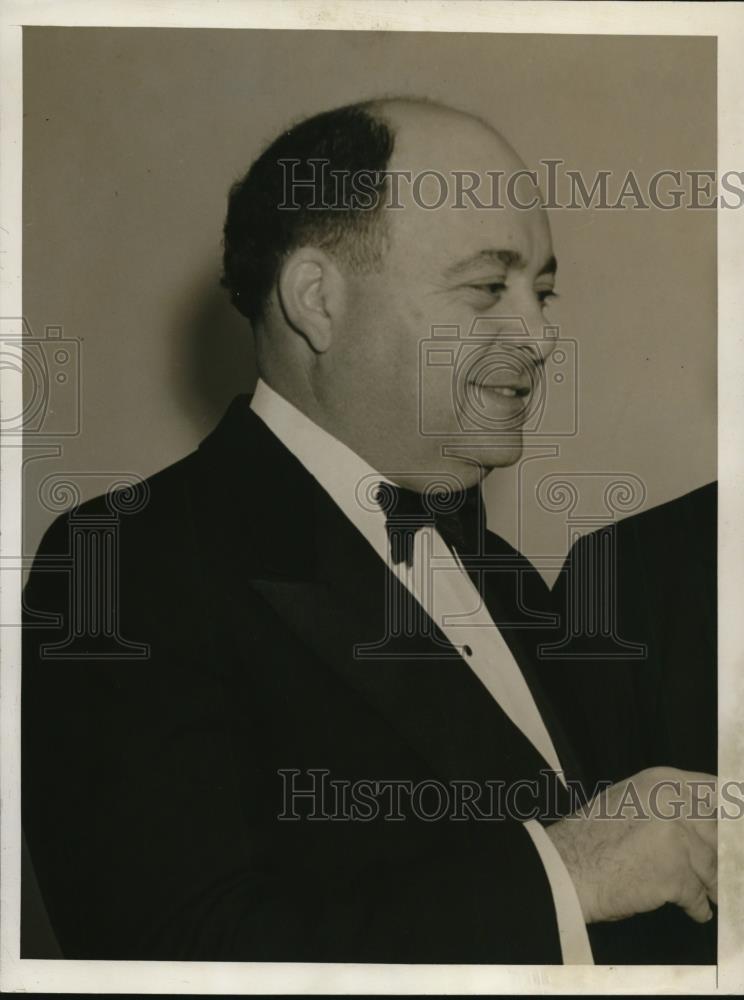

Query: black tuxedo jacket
[548,482,716,787]
[546,482,717,964]
[23,395,582,963]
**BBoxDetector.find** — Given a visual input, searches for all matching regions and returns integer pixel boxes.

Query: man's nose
[502,304,554,366]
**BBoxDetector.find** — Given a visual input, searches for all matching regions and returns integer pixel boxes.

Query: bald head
[368,98,544,273]
[374,96,525,174]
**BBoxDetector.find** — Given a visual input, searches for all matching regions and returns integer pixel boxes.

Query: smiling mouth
[468,382,531,398]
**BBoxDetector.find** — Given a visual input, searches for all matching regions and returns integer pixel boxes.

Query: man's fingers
[682,772,718,827]
[679,875,714,924]
[689,815,718,852]
[679,770,717,852]
[684,826,718,904]
[707,879,718,907]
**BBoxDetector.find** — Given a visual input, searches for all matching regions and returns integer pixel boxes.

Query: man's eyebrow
[444,249,557,279]
[444,249,523,278]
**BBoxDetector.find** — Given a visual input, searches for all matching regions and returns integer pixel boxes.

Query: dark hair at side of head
[221,102,396,325]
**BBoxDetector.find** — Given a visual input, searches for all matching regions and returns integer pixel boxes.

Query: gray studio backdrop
[22,28,716,584]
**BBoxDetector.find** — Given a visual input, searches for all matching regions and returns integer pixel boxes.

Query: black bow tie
[374,481,485,568]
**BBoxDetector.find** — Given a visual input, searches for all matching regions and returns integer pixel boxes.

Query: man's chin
[479,439,524,471]
[442,433,524,478]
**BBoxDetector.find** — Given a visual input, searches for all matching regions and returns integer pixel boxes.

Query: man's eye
[471,282,507,297]
[537,289,559,306]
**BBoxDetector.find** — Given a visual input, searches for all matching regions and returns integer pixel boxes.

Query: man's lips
[466,381,531,398]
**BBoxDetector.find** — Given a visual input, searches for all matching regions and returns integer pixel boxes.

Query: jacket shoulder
[568,481,716,558]
[29,449,199,563]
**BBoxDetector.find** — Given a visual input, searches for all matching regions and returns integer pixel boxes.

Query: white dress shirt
[250,378,593,964]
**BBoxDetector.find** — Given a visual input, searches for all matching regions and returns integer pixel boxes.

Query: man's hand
[547,767,717,925]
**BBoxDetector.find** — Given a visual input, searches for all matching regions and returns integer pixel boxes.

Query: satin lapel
[193,397,566,788]
[478,532,588,790]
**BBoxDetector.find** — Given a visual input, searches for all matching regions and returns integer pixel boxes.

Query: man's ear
[277,247,345,354]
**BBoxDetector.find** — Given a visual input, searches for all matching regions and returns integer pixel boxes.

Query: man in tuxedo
[22,98,716,963]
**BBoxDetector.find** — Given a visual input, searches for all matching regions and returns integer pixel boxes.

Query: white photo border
[1,1,742,994]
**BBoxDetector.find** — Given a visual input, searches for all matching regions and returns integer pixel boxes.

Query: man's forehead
[386,194,553,276]
[376,103,552,272]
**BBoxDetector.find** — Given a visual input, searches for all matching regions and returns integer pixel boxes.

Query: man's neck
[254,374,488,494]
